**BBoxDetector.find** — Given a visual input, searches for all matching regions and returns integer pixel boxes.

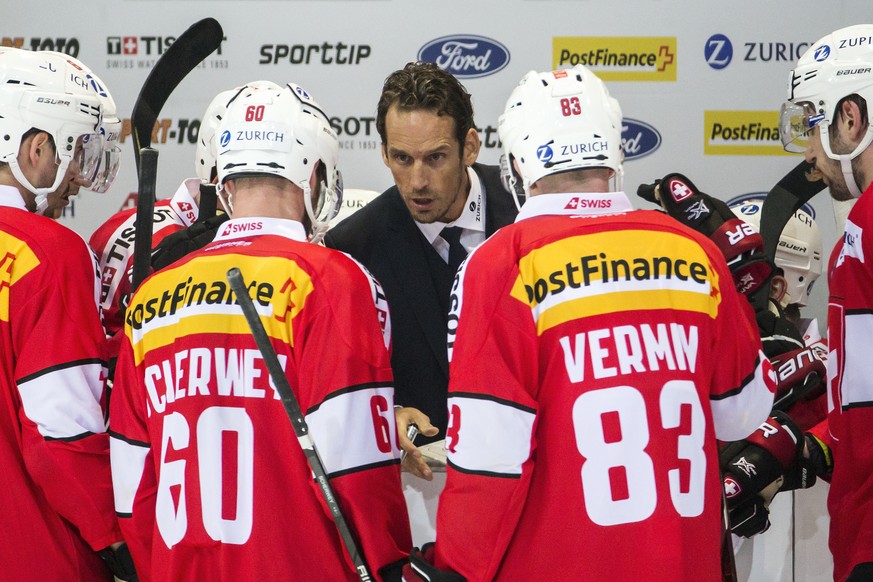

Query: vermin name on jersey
[144,348,287,416]
[559,322,698,382]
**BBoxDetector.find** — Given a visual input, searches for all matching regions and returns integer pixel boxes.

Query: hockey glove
[720,411,805,537]
[781,432,833,491]
[770,345,826,413]
[98,543,139,582]
[401,543,466,582]
[637,173,775,308]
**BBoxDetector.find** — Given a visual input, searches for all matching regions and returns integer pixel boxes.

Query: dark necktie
[441,226,467,273]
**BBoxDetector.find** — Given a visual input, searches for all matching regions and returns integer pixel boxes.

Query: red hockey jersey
[89,178,201,337]
[434,192,775,581]
[0,186,120,579]
[822,181,873,581]
[110,217,410,580]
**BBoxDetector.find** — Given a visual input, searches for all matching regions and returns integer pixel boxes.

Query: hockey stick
[198,182,218,223]
[759,160,825,263]
[131,147,157,292]
[131,17,224,171]
[226,267,373,582]
[129,17,224,292]
[720,488,739,582]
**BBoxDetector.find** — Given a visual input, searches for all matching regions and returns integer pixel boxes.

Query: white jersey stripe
[110,435,149,515]
[839,311,873,408]
[710,350,774,441]
[446,394,536,475]
[18,362,105,438]
[306,385,398,475]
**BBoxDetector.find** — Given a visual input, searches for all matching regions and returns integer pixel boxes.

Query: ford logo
[418,35,510,79]
[621,119,661,160]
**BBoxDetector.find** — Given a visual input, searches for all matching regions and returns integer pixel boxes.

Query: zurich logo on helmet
[418,35,510,79]
[294,85,310,101]
[219,130,232,148]
[704,34,733,70]
[622,119,662,160]
[814,45,831,61]
[536,144,554,163]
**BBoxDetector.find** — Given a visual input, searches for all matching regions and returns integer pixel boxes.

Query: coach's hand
[396,407,438,481]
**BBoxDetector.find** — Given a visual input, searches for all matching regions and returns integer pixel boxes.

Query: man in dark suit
[325,62,517,479]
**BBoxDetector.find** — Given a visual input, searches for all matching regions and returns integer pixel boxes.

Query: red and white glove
[637,173,775,302]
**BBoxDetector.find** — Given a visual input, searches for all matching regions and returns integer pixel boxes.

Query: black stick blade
[131,17,224,167]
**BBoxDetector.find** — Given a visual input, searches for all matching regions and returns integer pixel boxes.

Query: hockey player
[0,48,134,580]
[779,23,873,581]
[409,65,776,581]
[89,81,278,340]
[109,81,411,579]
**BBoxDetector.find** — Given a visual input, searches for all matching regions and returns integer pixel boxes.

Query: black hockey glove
[720,411,806,537]
[638,173,775,313]
[781,432,833,491]
[400,543,466,582]
[150,213,229,272]
[98,543,139,581]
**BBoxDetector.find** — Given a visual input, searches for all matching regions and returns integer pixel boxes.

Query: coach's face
[381,105,479,224]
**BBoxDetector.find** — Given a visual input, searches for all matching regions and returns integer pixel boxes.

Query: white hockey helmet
[43,52,121,194]
[195,80,282,183]
[0,48,104,212]
[729,197,822,307]
[498,65,623,199]
[216,82,341,241]
[780,24,873,197]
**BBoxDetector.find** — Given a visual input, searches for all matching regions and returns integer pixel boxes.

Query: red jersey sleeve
[12,222,121,551]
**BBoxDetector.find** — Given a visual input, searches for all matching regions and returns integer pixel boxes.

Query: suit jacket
[324,163,518,441]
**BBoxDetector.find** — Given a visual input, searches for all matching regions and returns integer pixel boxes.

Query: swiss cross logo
[553,70,569,79]
[178,202,193,212]
[724,476,742,498]
[123,37,137,55]
[565,197,580,209]
[668,179,694,203]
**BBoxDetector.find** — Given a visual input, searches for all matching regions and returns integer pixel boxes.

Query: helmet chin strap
[303,180,339,245]
[8,159,68,214]
[820,122,873,199]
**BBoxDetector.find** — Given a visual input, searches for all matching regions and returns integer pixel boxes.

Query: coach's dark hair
[376,61,475,152]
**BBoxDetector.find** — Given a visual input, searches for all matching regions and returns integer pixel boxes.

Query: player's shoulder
[6,213,94,269]
[89,206,138,241]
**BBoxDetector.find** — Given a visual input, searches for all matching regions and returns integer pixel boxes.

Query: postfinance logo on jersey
[511,230,720,335]
[552,37,677,81]
[127,254,313,365]
[704,111,794,156]
[0,236,40,322]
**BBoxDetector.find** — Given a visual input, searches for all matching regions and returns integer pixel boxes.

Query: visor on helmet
[779,100,825,153]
